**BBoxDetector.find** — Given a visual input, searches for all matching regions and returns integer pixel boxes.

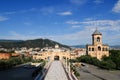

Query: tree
[109,50,120,70]
[99,60,116,70]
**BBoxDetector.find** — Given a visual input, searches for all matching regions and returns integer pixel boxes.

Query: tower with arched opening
[86,29,109,60]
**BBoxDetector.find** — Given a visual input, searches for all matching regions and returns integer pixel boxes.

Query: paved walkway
[78,63,120,80]
[44,61,68,80]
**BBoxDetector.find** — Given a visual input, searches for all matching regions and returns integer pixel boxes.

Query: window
[98,46,101,51]
[39,54,42,56]
[92,48,94,51]
[106,48,108,51]
[102,48,104,51]
[97,37,100,42]
[89,48,91,51]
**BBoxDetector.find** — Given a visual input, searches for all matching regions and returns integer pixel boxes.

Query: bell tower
[92,29,102,46]
[86,28,109,60]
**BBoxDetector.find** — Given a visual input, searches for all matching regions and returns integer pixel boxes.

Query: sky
[0,0,120,45]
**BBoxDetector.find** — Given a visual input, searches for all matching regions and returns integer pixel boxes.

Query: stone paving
[78,63,120,80]
[44,61,68,80]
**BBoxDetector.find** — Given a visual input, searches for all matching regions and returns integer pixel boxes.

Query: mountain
[0,39,70,49]
[0,39,23,42]
[110,45,120,49]
[71,45,120,49]
[71,45,86,48]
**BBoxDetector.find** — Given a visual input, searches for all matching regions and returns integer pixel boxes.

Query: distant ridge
[0,39,23,42]
[71,45,120,49]
[110,45,120,49]
[71,45,86,48]
[0,39,70,49]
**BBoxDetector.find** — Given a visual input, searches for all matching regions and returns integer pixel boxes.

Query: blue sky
[0,0,120,45]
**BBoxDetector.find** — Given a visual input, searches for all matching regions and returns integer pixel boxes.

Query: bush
[74,52,119,70]
[0,56,36,70]
[71,64,80,77]
[91,57,100,66]
[99,60,116,70]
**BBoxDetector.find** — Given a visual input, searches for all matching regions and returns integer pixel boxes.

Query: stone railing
[61,59,79,80]
[34,60,52,80]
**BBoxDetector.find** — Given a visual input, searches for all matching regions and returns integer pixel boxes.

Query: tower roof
[92,29,102,35]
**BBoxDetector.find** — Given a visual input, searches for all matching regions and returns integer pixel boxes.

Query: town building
[86,29,109,60]
[0,53,11,60]
[73,48,86,56]
[32,44,80,61]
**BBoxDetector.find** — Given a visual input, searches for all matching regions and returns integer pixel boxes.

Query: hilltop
[0,39,70,49]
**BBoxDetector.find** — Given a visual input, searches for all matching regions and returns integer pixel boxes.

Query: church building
[86,29,109,60]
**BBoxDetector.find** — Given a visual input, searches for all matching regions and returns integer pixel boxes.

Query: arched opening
[92,48,94,51]
[98,46,101,51]
[54,56,59,60]
[106,48,108,51]
[63,56,66,59]
[102,48,104,51]
[89,48,91,51]
[97,37,100,42]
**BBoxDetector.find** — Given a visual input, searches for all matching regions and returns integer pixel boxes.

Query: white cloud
[2,18,120,45]
[2,30,90,45]
[80,20,118,26]
[66,20,80,24]
[84,18,94,21]
[50,27,93,45]
[3,8,37,15]
[0,16,9,21]
[7,20,119,45]
[93,0,104,4]
[58,11,72,16]
[112,0,120,13]
[70,0,87,5]
[71,25,81,28]
[8,31,41,40]
[7,31,60,41]
[66,20,120,29]
[4,11,17,15]
[10,31,21,37]
[24,22,32,26]
[20,8,37,13]
[40,7,54,15]
[65,19,120,45]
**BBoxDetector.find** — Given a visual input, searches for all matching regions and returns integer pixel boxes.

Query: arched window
[102,48,104,51]
[98,46,101,51]
[92,48,94,51]
[97,37,100,42]
[89,48,91,51]
[106,48,108,51]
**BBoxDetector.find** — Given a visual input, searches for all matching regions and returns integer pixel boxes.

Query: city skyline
[0,0,120,45]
